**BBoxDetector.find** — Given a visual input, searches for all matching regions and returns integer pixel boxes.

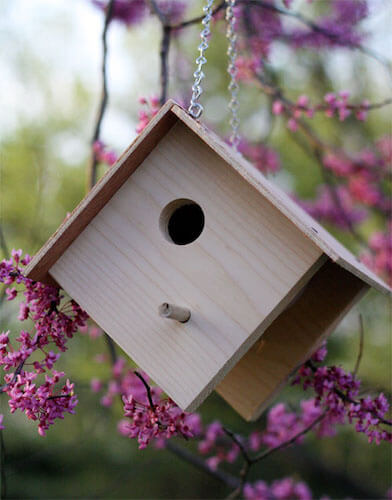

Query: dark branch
[165,441,240,490]
[172,1,226,29]
[222,427,251,464]
[86,0,115,190]
[146,0,172,106]
[134,371,155,410]
[252,412,326,463]
[0,226,9,260]
[354,315,365,377]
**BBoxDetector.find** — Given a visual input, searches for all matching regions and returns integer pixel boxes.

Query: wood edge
[246,282,370,422]
[334,257,391,296]
[25,99,179,284]
[183,254,327,413]
[171,105,391,296]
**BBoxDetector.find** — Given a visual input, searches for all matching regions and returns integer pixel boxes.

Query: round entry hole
[160,199,205,245]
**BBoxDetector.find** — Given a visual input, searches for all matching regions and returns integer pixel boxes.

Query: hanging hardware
[188,0,240,150]
[225,0,240,149]
[188,0,215,119]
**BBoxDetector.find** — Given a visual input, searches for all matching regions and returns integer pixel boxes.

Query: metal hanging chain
[226,0,240,149]
[188,0,215,119]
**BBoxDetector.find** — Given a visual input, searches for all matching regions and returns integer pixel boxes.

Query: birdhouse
[25,100,390,421]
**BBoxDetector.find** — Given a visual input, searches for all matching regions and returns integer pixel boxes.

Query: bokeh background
[0,0,391,498]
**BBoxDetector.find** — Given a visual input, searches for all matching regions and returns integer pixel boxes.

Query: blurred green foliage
[0,1,391,498]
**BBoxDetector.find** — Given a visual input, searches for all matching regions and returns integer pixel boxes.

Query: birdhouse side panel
[49,121,323,412]
[217,260,368,420]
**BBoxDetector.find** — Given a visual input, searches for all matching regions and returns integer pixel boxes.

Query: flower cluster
[198,421,239,470]
[90,356,201,448]
[136,96,160,133]
[6,369,77,437]
[361,224,392,285]
[272,91,372,133]
[288,0,368,49]
[295,355,392,445]
[238,139,281,174]
[93,140,118,167]
[244,477,313,500]
[121,392,200,449]
[92,0,186,26]
[298,185,367,230]
[0,250,88,435]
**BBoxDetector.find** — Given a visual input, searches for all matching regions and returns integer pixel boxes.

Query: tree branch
[165,441,240,490]
[252,412,326,463]
[86,0,115,190]
[133,371,155,410]
[354,314,365,377]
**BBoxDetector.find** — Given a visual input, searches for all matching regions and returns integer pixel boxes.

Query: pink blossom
[356,99,370,121]
[296,354,392,444]
[0,251,88,435]
[272,100,285,115]
[157,1,186,24]
[287,118,298,132]
[92,0,147,26]
[238,139,281,174]
[244,478,313,500]
[136,96,160,133]
[93,140,118,167]
[236,56,261,82]
[91,378,102,392]
[122,392,198,449]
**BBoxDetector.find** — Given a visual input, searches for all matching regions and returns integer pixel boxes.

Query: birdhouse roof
[26,99,390,295]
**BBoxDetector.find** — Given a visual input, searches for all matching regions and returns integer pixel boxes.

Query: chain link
[226,0,240,149]
[188,0,215,119]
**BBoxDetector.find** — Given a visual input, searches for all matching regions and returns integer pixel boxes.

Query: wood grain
[25,100,178,284]
[26,100,390,295]
[217,260,368,421]
[171,105,391,295]
[49,121,323,412]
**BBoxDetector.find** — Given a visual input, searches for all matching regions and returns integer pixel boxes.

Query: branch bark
[86,0,115,190]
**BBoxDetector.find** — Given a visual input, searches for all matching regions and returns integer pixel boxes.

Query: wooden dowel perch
[159,303,191,323]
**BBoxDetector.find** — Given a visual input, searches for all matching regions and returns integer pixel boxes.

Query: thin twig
[0,227,9,260]
[165,441,240,490]
[146,0,172,105]
[354,315,365,377]
[134,371,155,410]
[158,25,172,105]
[104,334,117,365]
[222,427,251,464]
[252,412,326,463]
[172,1,226,29]
[0,361,24,393]
[86,0,115,190]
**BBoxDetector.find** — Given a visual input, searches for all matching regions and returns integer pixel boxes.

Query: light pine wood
[49,120,323,412]
[26,100,390,295]
[217,260,368,421]
[24,98,390,418]
[25,100,178,284]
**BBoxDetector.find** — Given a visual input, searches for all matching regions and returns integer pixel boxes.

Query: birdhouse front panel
[48,120,324,411]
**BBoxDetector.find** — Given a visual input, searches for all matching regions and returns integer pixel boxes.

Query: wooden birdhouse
[25,100,390,421]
